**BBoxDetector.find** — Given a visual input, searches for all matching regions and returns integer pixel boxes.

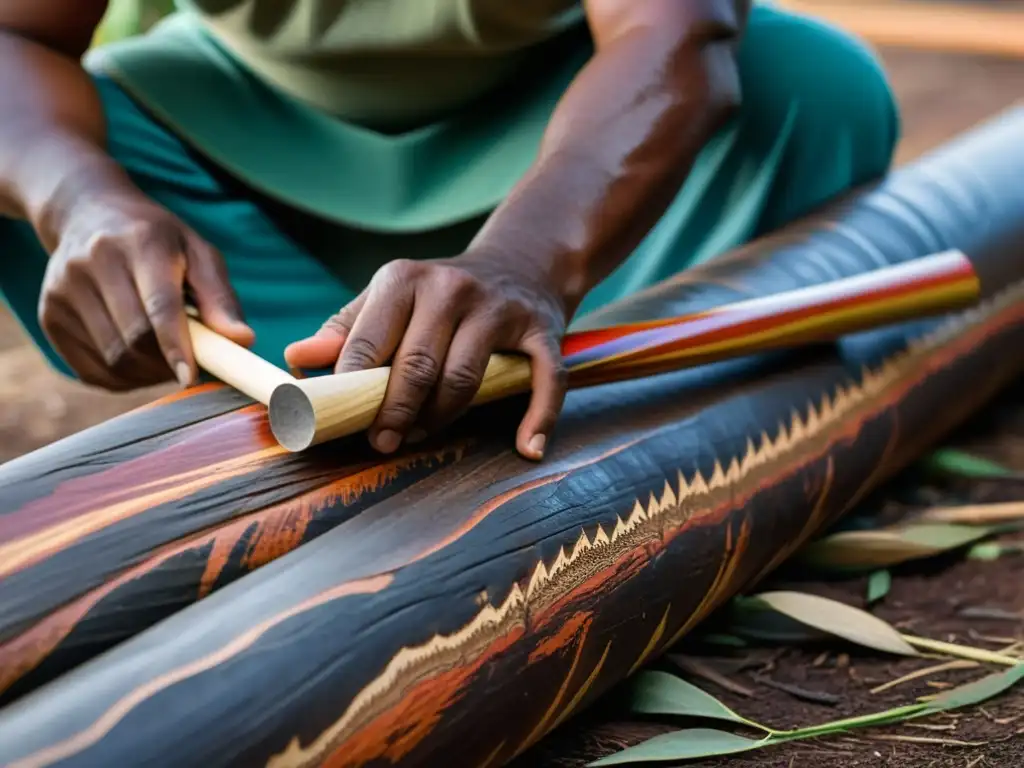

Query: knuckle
[83,230,120,258]
[122,318,153,349]
[323,311,354,334]
[377,259,417,288]
[139,217,188,253]
[436,266,481,300]
[143,289,181,324]
[441,362,483,398]
[101,340,130,368]
[62,255,93,284]
[342,336,380,368]
[378,399,420,425]
[398,349,441,390]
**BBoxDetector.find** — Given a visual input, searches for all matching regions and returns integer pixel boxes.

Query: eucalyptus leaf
[918,502,1024,526]
[587,728,770,766]
[968,541,1023,561]
[627,671,768,732]
[922,449,1018,481]
[728,598,833,643]
[866,570,891,604]
[745,591,918,657]
[798,524,995,571]
[924,662,1024,712]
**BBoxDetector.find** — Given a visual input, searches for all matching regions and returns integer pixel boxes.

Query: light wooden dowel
[267,354,531,452]
[188,249,978,455]
[186,318,295,406]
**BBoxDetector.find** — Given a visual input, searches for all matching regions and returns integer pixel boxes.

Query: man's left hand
[284,251,570,460]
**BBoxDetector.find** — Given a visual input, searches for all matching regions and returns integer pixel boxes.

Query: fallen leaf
[924,663,1024,712]
[867,570,892,605]
[968,542,1024,561]
[922,449,1019,481]
[740,591,918,657]
[626,670,766,731]
[754,676,840,706]
[668,655,755,698]
[798,524,996,571]
[587,728,770,766]
[918,502,1024,525]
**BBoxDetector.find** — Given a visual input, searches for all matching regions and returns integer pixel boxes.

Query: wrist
[462,240,593,318]
[9,130,133,251]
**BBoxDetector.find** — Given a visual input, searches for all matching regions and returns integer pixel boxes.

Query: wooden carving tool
[186,249,979,452]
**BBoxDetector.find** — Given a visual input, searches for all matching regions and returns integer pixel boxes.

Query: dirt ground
[1,42,1024,768]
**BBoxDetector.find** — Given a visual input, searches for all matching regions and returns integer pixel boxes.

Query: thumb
[185,240,255,347]
[284,292,367,371]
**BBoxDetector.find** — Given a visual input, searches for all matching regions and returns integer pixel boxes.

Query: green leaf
[728,597,833,643]
[866,570,891,604]
[924,662,1024,712]
[968,541,1023,561]
[743,591,918,657]
[922,449,1017,481]
[627,671,769,732]
[799,524,996,571]
[587,728,770,766]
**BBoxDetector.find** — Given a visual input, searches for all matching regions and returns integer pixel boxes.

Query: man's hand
[39,183,254,390]
[284,252,570,461]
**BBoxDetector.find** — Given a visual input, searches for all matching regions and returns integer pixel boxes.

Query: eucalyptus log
[1,108,1024,768]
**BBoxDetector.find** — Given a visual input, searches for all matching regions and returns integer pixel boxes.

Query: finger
[335,274,415,374]
[40,296,126,390]
[515,331,568,461]
[132,251,193,387]
[369,299,460,453]
[415,316,500,437]
[90,258,169,383]
[185,238,255,346]
[283,291,368,371]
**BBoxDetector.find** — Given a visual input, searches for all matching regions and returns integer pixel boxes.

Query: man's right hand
[38,183,254,391]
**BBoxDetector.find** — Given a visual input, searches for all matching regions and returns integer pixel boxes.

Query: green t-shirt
[183,0,584,128]
[88,0,592,231]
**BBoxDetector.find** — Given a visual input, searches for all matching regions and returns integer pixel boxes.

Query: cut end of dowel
[269,382,318,452]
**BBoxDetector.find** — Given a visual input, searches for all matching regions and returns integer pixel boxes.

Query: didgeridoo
[2,108,1024,766]
[188,249,979,452]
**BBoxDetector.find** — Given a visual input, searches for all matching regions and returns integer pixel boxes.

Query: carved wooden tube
[1,110,1023,761]
[187,249,980,452]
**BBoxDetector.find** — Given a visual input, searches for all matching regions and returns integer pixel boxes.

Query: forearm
[0,14,127,250]
[470,2,747,309]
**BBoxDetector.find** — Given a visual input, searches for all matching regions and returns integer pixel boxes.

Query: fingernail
[175,362,193,388]
[407,428,428,445]
[528,433,546,458]
[373,429,402,454]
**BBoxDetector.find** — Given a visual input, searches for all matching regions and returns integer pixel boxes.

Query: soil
[1,39,1024,768]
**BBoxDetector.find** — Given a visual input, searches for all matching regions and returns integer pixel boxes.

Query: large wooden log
[1,108,1024,767]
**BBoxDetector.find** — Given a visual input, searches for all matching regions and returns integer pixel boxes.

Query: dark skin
[0,0,749,459]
